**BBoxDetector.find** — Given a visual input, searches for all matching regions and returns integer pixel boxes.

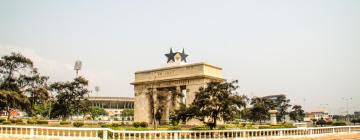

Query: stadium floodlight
[74,60,82,77]
[95,86,100,96]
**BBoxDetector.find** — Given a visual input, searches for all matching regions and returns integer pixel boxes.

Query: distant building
[87,96,134,120]
[304,109,332,122]
[355,111,360,119]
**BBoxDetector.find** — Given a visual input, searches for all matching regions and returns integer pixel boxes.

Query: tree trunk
[6,106,11,119]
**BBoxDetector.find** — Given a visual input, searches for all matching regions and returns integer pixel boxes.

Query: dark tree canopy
[0,52,50,117]
[273,95,291,122]
[249,97,273,124]
[50,77,90,119]
[289,105,305,122]
[186,80,247,129]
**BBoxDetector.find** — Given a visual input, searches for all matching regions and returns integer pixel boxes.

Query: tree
[89,106,108,120]
[0,90,29,119]
[289,105,305,122]
[273,95,291,122]
[186,80,247,129]
[0,53,45,116]
[120,109,134,121]
[316,117,326,127]
[170,103,189,125]
[249,97,273,124]
[78,99,91,119]
[0,52,49,117]
[49,77,90,120]
[22,75,50,116]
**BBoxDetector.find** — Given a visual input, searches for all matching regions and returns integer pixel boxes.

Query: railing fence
[0,125,359,140]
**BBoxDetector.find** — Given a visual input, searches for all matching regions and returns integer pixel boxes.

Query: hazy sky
[0,0,359,114]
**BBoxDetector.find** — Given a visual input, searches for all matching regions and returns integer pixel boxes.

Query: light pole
[74,60,82,77]
[95,86,100,96]
[341,97,352,122]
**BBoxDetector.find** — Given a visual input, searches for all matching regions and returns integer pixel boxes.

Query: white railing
[0,125,359,140]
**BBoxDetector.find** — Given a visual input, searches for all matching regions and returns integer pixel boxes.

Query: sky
[0,0,359,114]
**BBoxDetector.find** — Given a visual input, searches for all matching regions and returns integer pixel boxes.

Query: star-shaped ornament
[165,48,176,63]
[180,49,188,62]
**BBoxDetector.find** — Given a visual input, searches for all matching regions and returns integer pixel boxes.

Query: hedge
[0,118,6,123]
[73,122,84,127]
[332,121,346,126]
[60,121,70,125]
[36,120,48,124]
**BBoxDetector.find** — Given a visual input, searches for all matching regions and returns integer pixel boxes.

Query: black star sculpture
[165,48,176,63]
[180,48,188,62]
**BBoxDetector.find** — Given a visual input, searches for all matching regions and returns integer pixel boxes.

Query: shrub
[60,121,70,125]
[168,126,181,130]
[139,122,148,128]
[326,121,333,125]
[100,124,111,128]
[27,119,37,124]
[36,120,48,125]
[316,119,326,126]
[73,122,84,127]
[2,121,11,125]
[332,121,346,126]
[133,122,140,128]
[0,118,6,123]
[16,122,26,125]
[9,119,16,123]
[217,125,226,130]
[111,123,119,127]
[259,125,271,129]
[15,119,23,123]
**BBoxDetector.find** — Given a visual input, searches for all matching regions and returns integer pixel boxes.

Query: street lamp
[341,97,352,121]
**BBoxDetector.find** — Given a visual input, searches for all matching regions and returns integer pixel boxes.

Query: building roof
[86,96,134,101]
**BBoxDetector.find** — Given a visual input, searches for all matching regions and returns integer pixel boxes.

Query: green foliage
[100,124,111,128]
[2,121,11,125]
[89,106,108,120]
[289,105,305,122]
[132,122,149,128]
[326,121,333,125]
[170,103,188,125]
[185,80,247,129]
[33,102,52,118]
[258,124,296,129]
[15,118,23,123]
[111,123,119,127]
[133,122,140,128]
[27,119,36,124]
[16,122,26,125]
[36,120,48,124]
[49,77,90,119]
[332,121,346,126]
[0,52,49,118]
[0,118,6,123]
[316,117,326,127]
[273,95,291,122]
[73,121,84,127]
[60,121,70,125]
[0,90,30,119]
[139,122,148,127]
[249,97,272,124]
[9,119,16,123]
[120,109,134,120]
[167,126,181,130]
